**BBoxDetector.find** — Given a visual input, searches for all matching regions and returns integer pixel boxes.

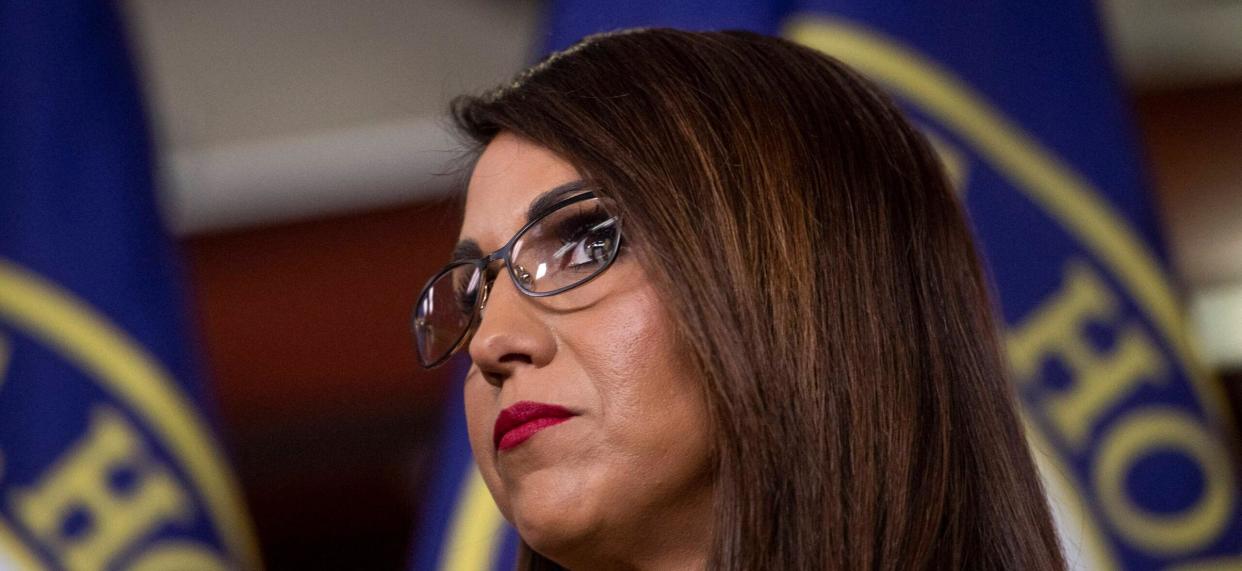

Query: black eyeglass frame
[411,191,623,368]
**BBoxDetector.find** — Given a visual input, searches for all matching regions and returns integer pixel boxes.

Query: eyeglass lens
[413,262,484,367]
[412,195,620,367]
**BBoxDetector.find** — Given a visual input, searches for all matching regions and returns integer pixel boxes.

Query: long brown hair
[449,28,1065,570]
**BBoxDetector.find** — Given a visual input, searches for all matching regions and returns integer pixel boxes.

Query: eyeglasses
[411,191,623,368]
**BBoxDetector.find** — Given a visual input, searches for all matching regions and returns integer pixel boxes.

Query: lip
[494,401,577,451]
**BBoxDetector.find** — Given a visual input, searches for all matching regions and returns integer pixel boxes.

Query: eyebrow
[450,179,589,263]
[525,179,589,225]
[450,239,483,263]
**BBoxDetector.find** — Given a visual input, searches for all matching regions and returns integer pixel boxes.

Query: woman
[412,28,1066,570]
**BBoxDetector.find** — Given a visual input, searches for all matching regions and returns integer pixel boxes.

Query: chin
[507,477,602,561]
[514,510,585,559]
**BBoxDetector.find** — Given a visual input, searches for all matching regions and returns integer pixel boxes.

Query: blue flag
[416,2,1242,569]
[411,358,517,571]
[0,2,260,569]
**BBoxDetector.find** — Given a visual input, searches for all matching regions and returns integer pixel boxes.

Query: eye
[454,288,474,313]
[452,268,483,313]
[552,213,619,270]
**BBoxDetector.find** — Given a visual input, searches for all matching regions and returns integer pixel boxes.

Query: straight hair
[450,28,1065,570]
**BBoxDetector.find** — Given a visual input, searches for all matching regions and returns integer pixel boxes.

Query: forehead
[460,132,581,249]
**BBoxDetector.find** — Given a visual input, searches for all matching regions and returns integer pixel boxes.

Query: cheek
[584,285,700,421]
[570,282,714,492]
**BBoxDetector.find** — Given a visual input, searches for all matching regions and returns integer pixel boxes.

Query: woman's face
[458,131,714,568]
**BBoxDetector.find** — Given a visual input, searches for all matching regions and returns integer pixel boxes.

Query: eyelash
[552,208,625,257]
[553,208,608,240]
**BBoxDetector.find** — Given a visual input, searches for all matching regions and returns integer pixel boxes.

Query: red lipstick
[494,401,576,451]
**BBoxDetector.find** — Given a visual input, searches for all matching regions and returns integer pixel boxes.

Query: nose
[467,267,556,386]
